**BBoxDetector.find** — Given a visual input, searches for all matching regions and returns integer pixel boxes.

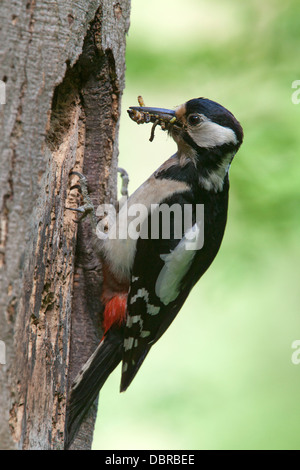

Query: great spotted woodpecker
[66,97,243,447]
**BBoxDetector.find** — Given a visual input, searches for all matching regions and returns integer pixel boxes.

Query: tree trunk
[0,0,130,450]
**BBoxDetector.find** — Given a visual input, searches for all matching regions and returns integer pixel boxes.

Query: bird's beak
[128,106,176,123]
[128,105,181,142]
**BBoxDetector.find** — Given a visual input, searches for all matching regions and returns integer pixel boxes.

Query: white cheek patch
[189,120,238,149]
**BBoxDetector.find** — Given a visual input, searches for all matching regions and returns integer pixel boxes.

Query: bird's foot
[66,171,97,230]
[117,167,129,198]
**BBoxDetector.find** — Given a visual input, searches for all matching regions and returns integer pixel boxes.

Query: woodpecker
[65,97,243,447]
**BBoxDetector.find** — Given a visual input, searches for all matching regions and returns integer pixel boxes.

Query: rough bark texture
[0,0,130,450]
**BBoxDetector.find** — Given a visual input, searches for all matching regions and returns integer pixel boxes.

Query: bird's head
[172,97,243,152]
[129,97,243,191]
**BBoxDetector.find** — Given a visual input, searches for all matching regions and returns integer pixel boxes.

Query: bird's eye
[187,114,202,126]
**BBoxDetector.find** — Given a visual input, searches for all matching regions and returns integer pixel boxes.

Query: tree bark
[0,0,130,450]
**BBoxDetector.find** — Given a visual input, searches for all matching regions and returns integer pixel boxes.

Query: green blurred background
[93,0,300,450]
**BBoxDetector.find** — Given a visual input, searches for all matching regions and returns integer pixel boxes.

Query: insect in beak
[127,97,179,142]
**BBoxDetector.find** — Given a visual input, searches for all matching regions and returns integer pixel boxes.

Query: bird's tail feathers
[65,329,122,449]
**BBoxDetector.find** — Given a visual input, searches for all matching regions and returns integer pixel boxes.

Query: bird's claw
[66,171,97,229]
[117,167,129,198]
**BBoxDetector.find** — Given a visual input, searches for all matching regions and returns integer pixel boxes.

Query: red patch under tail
[102,294,127,335]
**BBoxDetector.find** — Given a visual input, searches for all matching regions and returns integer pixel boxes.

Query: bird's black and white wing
[120,193,203,391]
